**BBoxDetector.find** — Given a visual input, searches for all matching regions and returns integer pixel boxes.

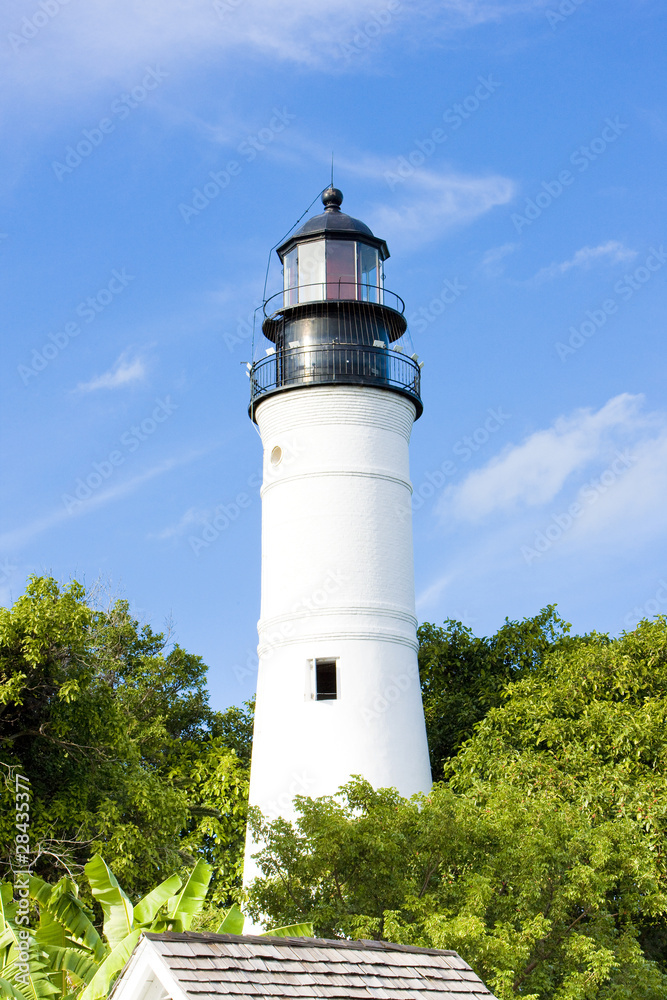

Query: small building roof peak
[109,932,498,1000]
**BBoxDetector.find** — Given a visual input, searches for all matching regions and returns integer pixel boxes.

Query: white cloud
[416,572,453,613]
[440,393,648,521]
[76,353,146,392]
[510,425,667,571]
[0,452,203,552]
[479,241,519,276]
[531,241,637,284]
[284,146,516,247]
[567,429,667,545]
[481,242,518,267]
[1,0,549,112]
[417,394,667,621]
[152,506,211,540]
[367,170,516,247]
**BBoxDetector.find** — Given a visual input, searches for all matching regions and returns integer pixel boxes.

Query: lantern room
[278,187,387,305]
[249,187,422,418]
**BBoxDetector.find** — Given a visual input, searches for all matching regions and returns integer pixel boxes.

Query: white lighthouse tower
[244,187,432,885]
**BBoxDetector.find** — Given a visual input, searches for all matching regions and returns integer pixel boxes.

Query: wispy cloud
[281,144,517,248]
[0,452,202,552]
[76,353,146,392]
[531,241,637,284]
[368,169,516,247]
[416,573,453,613]
[1,0,550,114]
[415,394,667,618]
[479,241,519,276]
[151,506,211,541]
[422,0,549,28]
[566,429,667,545]
[439,393,647,522]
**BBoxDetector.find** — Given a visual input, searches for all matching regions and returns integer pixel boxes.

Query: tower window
[315,659,337,701]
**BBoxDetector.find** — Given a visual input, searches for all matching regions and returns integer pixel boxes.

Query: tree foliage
[0,854,312,1000]
[0,576,250,903]
[6,574,667,998]
[418,605,573,778]
[249,617,667,999]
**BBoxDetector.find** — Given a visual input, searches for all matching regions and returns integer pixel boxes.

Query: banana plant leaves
[83,857,134,951]
[161,859,212,933]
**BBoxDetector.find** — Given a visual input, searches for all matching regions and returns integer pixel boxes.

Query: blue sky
[1,0,666,712]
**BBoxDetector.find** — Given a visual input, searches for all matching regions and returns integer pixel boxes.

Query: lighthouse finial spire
[322,185,343,211]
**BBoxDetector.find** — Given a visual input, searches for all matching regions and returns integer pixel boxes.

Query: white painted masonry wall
[244,384,432,888]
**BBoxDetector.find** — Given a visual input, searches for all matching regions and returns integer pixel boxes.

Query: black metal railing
[249,345,422,415]
[263,284,405,316]
[261,291,408,345]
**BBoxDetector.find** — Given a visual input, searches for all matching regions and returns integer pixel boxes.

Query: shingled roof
[109,931,497,1000]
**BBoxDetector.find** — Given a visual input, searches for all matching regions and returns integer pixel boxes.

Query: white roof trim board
[109,932,497,1000]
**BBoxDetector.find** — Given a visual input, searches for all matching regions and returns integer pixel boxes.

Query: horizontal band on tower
[259,605,418,631]
[261,468,413,497]
[257,628,419,656]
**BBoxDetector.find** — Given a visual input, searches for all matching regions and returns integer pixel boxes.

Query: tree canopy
[0,575,251,905]
[5,576,667,999]
[418,605,573,777]
[248,617,667,999]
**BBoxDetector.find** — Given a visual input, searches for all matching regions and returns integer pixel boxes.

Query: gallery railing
[249,344,422,415]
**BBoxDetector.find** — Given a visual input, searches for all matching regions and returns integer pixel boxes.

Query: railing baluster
[249,345,420,405]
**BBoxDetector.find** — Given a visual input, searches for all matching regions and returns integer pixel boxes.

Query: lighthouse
[244,187,432,886]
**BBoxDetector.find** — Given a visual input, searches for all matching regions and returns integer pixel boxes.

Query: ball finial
[322,186,343,211]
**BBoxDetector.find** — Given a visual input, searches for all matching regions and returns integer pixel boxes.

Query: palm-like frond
[261,923,314,938]
[161,859,212,933]
[30,878,106,963]
[83,857,133,951]
[78,929,141,1000]
[215,904,244,935]
[133,875,182,928]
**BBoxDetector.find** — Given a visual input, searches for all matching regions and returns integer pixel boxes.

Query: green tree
[418,606,573,778]
[0,576,249,902]
[1,856,312,1000]
[248,619,667,999]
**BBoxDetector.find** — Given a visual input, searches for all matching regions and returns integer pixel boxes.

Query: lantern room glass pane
[298,240,325,302]
[283,248,297,306]
[326,241,357,300]
[359,244,380,303]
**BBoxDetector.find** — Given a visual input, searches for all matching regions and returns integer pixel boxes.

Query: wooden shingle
[109,931,497,1000]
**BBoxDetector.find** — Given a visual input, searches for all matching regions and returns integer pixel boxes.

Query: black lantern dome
[249,188,421,418]
[277,187,387,256]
